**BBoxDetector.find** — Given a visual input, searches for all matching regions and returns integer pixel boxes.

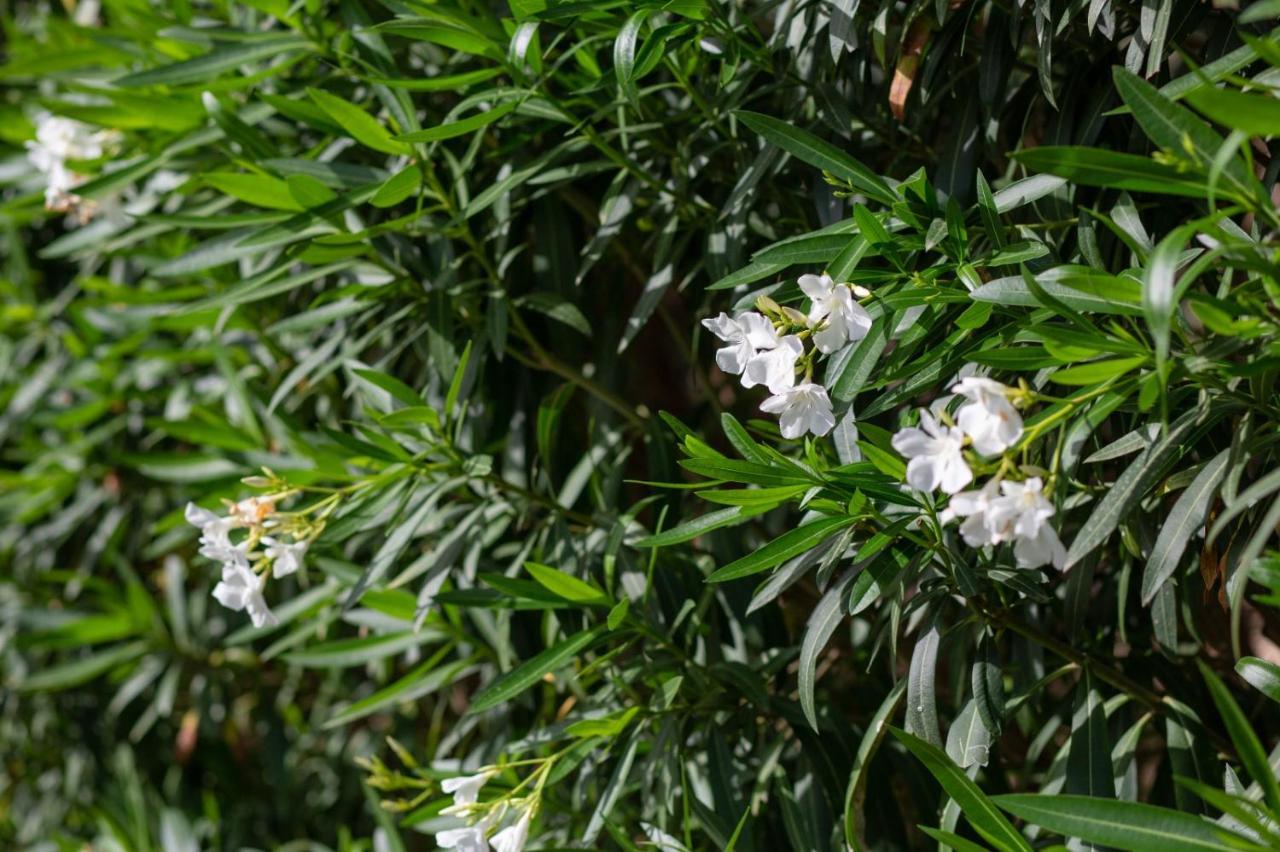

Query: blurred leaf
[469,625,607,713]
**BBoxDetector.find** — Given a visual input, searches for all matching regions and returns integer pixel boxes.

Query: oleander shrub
[4,0,1280,850]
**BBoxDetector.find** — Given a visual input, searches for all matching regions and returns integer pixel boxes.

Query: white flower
[25,115,112,216]
[491,809,531,852]
[185,502,236,560]
[952,376,1023,456]
[988,478,1066,570]
[940,479,1003,546]
[441,771,494,810]
[701,311,777,376]
[743,334,803,393]
[891,410,972,494]
[760,382,835,439]
[263,537,307,578]
[435,825,490,852]
[211,561,277,628]
[798,273,873,354]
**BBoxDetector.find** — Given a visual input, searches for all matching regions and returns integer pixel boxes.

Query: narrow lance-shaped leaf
[468,625,607,714]
[906,618,942,747]
[1141,449,1230,604]
[1199,661,1280,814]
[1066,409,1205,568]
[994,794,1258,852]
[1065,669,1114,804]
[708,515,857,582]
[115,36,308,87]
[843,680,906,851]
[735,110,895,205]
[799,570,855,730]
[1237,656,1280,704]
[890,728,1033,852]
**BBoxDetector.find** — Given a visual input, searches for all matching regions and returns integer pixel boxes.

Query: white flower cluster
[185,496,311,628]
[702,273,873,439]
[25,115,115,220]
[435,771,535,852]
[891,375,1066,570]
[25,113,182,226]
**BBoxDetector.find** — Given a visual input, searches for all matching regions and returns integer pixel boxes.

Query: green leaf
[720,412,770,464]
[707,259,788,291]
[1012,147,1220,200]
[708,515,857,582]
[1141,449,1230,604]
[396,101,517,142]
[971,268,1144,315]
[468,625,606,713]
[696,486,809,509]
[994,794,1259,852]
[1065,410,1204,568]
[735,110,895,204]
[1237,656,1280,704]
[829,318,890,401]
[799,571,854,730]
[607,598,630,630]
[632,505,762,547]
[324,652,471,728]
[368,68,503,91]
[971,638,1004,737]
[115,36,308,87]
[372,23,503,60]
[344,485,445,606]
[307,87,410,155]
[613,11,646,104]
[843,681,906,851]
[1144,224,1198,369]
[565,706,640,739]
[848,549,910,615]
[890,728,1033,851]
[1184,85,1280,141]
[1065,670,1114,803]
[204,172,303,211]
[524,562,608,604]
[753,232,854,266]
[370,164,422,208]
[518,292,592,336]
[1112,67,1256,203]
[975,170,1005,249]
[284,629,448,668]
[946,699,994,769]
[917,828,990,852]
[352,368,426,408]
[1199,661,1280,814]
[990,174,1068,212]
[18,640,149,692]
[679,457,817,487]
[1050,356,1146,386]
[1172,776,1280,844]
[851,204,892,246]
[444,339,473,420]
[906,620,942,747]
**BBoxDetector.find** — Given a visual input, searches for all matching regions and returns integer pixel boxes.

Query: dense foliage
[4,0,1280,849]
